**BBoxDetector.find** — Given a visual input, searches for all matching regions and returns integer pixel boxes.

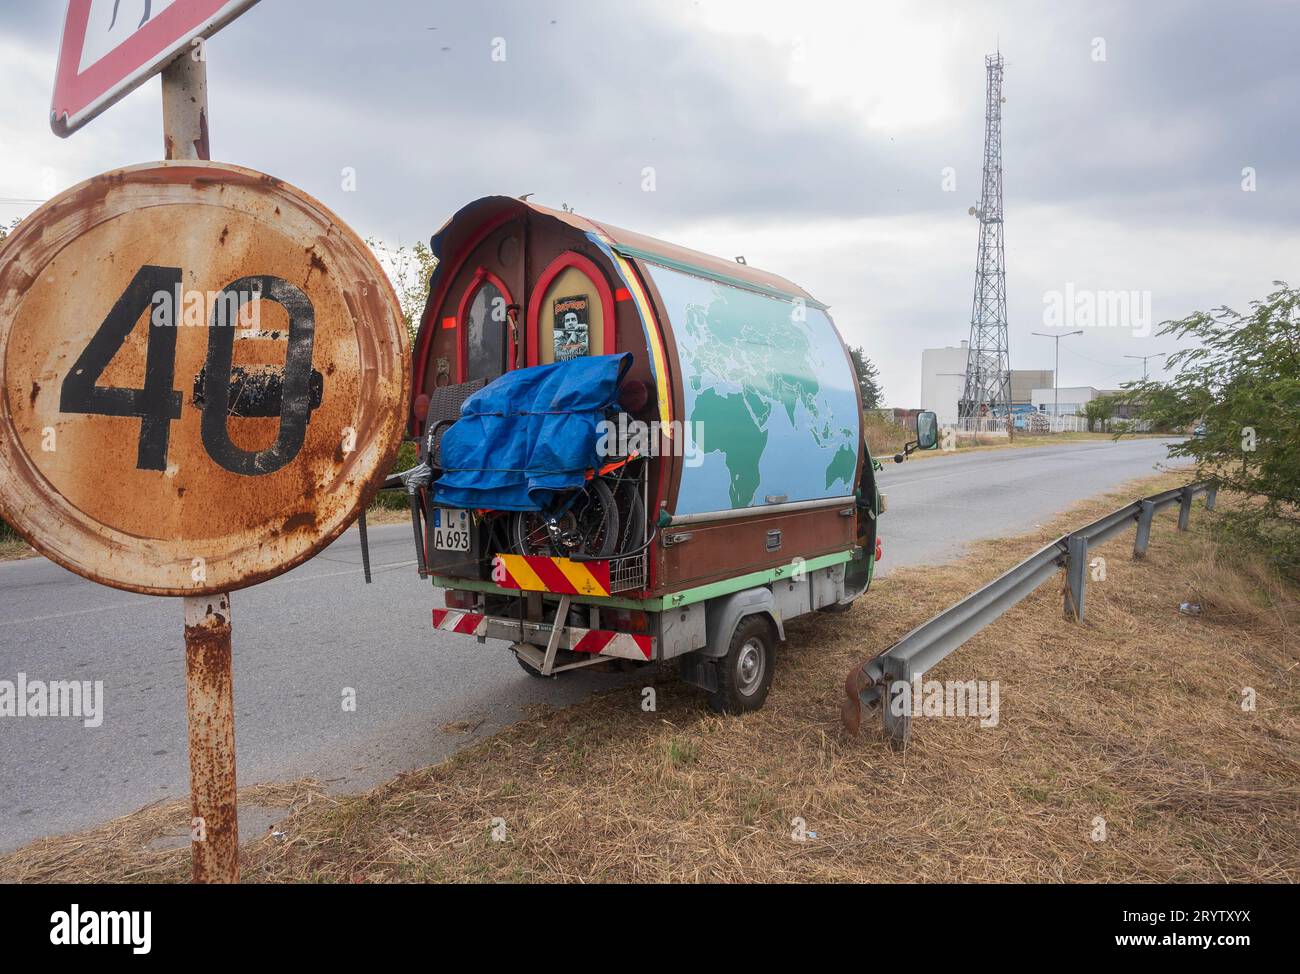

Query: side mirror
[916,410,939,451]
[892,410,941,463]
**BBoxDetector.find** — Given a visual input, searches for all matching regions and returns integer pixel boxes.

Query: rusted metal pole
[183,595,239,882]
[162,47,209,161]
[167,48,235,883]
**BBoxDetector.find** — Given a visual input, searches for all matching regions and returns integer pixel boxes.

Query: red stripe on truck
[573,630,653,659]
[454,613,484,634]
[573,630,614,654]
[525,555,574,593]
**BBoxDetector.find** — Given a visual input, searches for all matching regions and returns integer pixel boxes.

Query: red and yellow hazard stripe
[494,553,611,596]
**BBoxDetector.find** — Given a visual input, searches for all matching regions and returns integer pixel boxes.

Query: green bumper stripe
[432,549,855,612]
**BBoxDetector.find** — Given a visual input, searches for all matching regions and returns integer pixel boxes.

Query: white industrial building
[920,342,971,426]
[1031,386,1111,416]
[920,341,1055,425]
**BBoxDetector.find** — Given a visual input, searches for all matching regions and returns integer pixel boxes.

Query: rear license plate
[433,507,471,551]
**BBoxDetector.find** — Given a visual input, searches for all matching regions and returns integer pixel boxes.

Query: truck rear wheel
[709,616,776,714]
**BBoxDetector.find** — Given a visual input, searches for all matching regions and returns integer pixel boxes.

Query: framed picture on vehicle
[552,293,590,361]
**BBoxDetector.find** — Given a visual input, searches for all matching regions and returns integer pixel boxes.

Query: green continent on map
[668,273,858,510]
[824,444,856,489]
[681,290,822,430]
[691,387,770,508]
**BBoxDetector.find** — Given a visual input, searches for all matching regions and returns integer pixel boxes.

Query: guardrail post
[1178,486,1194,531]
[1205,484,1218,511]
[1133,500,1156,558]
[880,659,912,747]
[1064,535,1088,622]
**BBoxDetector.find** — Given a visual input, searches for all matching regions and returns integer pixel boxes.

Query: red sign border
[51,0,260,137]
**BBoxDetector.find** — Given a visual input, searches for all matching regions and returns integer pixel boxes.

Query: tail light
[604,608,649,632]
[444,589,476,610]
[875,537,883,561]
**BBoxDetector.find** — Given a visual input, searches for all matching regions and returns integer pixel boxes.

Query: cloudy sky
[3,0,1297,404]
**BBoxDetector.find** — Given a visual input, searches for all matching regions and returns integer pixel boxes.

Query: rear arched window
[465,279,507,380]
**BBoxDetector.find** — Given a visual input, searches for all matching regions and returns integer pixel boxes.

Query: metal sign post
[183,594,238,882]
[161,49,237,884]
[162,46,209,162]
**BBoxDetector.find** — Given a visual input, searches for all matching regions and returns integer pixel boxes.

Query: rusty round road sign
[0,161,409,596]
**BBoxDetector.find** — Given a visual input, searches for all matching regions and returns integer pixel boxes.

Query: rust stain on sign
[0,161,409,595]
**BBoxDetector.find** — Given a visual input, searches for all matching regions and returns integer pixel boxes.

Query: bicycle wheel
[510,480,619,558]
[611,476,645,554]
[510,508,559,556]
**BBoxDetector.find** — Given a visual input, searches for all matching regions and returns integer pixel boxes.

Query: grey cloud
[10,0,1299,238]
[3,0,1298,402]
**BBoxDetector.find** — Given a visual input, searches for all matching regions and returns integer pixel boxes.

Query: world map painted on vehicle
[646,264,859,515]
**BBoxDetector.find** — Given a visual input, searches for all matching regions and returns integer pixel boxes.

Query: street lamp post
[1032,330,1083,423]
[1123,352,1166,381]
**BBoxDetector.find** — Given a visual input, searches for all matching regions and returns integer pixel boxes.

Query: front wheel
[708,616,777,714]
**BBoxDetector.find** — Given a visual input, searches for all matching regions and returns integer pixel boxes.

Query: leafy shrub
[1123,282,1300,575]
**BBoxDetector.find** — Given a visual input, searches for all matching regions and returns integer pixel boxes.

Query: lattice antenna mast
[959,52,1012,421]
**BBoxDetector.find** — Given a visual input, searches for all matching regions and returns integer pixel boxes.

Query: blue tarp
[431,353,633,512]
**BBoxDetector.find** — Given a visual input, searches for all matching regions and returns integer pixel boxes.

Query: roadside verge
[3,470,1295,883]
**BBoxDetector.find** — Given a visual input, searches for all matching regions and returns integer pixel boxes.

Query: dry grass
[0,522,36,561]
[0,781,321,883]
[907,430,1168,462]
[359,504,413,526]
[863,412,911,457]
[3,470,1296,883]
[0,537,36,561]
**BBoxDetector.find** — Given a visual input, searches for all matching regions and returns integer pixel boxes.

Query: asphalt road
[0,437,1185,851]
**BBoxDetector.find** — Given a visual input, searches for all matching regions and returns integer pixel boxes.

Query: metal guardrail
[841,481,1217,744]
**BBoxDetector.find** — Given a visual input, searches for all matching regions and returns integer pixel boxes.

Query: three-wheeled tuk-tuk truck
[398,196,936,713]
